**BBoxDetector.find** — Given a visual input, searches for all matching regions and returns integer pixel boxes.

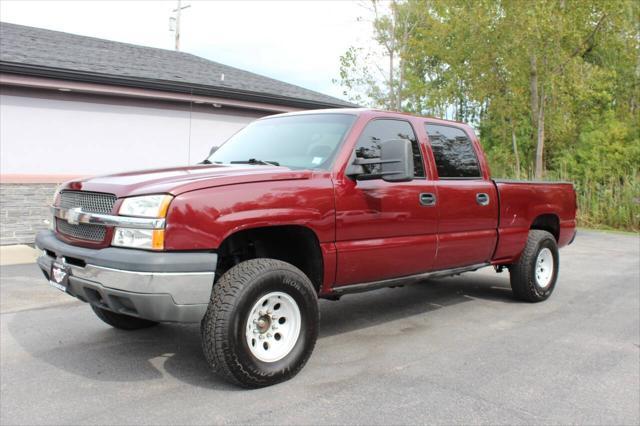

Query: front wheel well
[214,226,323,293]
[530,214,559,241]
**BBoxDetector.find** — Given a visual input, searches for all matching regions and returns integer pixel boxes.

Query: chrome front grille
[59,191,116,214]
[56,218,107,241]
[57,191,116,241]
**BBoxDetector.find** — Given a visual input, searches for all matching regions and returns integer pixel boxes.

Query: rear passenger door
[425,123,498,269]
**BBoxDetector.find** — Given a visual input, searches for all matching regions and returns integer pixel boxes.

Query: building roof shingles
[0,21,354,108]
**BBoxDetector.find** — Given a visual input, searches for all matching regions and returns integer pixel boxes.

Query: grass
[577,227,639,236]
[573,174,639,233]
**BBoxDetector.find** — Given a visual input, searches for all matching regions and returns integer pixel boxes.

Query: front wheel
[201,258,319,388]
[509,230,559,302]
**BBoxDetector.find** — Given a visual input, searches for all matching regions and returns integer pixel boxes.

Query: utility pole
[170,0,191,51]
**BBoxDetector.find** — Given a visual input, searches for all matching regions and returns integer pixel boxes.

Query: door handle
[419,193,437,206]
[476,193,490,206]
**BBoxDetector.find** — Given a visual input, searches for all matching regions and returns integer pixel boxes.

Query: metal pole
[173,0,191,51]
[175,0,181,51]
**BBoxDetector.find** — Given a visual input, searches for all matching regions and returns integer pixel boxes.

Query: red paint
[53,109,577,292]
[164,172,335,249]
[432,180,498,269]
[59,164,313,198]
[492,181,577,262]
[333,177,438,285]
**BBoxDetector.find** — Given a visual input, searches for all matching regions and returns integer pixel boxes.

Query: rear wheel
[90,305,158,330]
[509,230,559,302]
[201,258,319,388]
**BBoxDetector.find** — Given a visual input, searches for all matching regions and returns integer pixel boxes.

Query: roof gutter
[0,73,304,114]
[0,62,357,110]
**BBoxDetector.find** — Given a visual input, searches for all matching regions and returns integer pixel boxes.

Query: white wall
[0,88,265,176]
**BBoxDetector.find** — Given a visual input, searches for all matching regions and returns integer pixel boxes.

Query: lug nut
[267,333,272,338]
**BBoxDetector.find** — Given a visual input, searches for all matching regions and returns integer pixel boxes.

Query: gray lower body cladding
[35,230,217,323]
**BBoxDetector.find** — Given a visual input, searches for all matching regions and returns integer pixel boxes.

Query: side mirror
[347,139,414,182]
[379,139,414,182]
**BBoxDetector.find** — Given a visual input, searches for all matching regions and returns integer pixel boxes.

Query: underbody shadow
[319,272,515,338]
[8,271,515,389]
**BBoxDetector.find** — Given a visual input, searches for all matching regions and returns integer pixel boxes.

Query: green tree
[336,0,640,230]
[336,0,424,110]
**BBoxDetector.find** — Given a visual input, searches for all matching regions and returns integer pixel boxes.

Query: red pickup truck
[36,109,576,387]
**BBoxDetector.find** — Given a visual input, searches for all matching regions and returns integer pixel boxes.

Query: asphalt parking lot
[1,230,638,425]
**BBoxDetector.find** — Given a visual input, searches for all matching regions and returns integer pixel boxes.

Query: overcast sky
[0,0,373,101]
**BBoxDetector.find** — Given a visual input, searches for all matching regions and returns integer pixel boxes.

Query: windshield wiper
[230,159,280,166]
[199,159,212,164]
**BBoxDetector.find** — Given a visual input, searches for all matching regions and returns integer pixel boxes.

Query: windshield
[206,113,357,170]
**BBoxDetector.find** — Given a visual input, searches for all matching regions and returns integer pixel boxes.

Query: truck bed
[492,179,577,263]
[493,179,573,185]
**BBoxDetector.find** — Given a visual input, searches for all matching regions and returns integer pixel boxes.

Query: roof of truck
[265,108,472,127]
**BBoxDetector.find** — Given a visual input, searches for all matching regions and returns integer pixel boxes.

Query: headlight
[112,194,172,250]
[119,194,173,218]
[112,228,165,250]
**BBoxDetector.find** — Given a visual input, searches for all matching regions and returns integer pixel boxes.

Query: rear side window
[354,119,425,178]
[425,124,481,178]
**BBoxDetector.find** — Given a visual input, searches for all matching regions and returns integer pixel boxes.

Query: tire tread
[510,229,558,302]
[201,258,317,387]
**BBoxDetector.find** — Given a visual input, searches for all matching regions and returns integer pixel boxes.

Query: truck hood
[61,164,313,198]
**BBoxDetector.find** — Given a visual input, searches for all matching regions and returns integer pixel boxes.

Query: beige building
[0,22,353,244]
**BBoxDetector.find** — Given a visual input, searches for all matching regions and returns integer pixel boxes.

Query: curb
[0,245,40,266]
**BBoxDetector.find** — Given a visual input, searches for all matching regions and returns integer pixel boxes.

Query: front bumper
[35,230,217,323]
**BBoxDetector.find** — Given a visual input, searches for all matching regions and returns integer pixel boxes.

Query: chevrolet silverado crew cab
[36,109,577,388]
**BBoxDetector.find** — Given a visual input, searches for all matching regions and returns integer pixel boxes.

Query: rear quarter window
[425,124,481,178]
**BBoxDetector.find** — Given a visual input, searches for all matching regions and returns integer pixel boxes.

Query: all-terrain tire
[90,305,159,330]
[201,258,319,388]
[510,230,559,302]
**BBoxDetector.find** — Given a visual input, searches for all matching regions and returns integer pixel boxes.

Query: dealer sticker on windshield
[311,157,323,165]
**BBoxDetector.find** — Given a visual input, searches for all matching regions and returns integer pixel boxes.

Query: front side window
[353,119,425,177]
[425,124,481,178]
[208,113,356,170]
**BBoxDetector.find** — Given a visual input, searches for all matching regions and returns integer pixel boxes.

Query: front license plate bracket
[49,261,70,293]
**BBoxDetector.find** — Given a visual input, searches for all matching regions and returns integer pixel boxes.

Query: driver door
[333,119,439,286]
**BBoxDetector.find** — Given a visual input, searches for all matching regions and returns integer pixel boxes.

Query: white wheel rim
[535,248,554,289]
[245,291,301,363]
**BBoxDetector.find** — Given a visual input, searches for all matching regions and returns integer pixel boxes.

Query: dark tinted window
[354,119,425,177]
[425,124,481,178]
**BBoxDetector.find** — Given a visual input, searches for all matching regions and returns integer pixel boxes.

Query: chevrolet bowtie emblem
[67,207,83,225]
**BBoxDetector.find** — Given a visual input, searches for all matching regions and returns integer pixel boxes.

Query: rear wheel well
[530,214,559,241]
[215,226,323,293]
